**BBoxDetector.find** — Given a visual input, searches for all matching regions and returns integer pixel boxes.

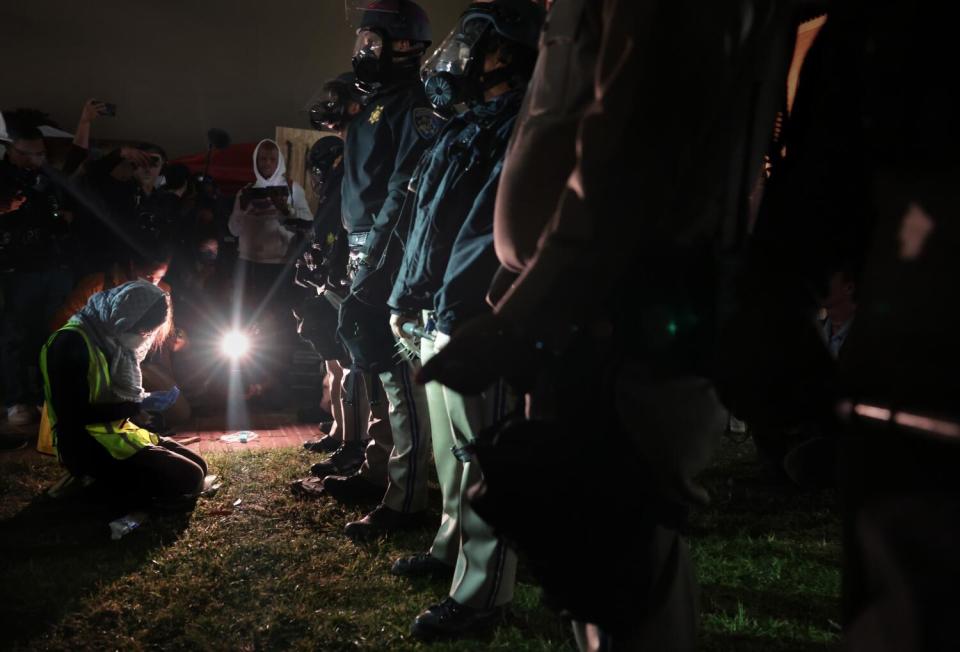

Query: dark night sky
[0,1,467,156]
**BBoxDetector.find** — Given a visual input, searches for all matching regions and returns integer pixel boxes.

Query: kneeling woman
[41,280,207,509]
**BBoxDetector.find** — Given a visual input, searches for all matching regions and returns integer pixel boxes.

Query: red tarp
[171,143,257,196]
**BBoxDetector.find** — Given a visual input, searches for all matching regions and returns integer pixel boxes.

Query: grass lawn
[0,436,840,651]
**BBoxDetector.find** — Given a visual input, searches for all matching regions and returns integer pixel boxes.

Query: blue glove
[141,386,181,413]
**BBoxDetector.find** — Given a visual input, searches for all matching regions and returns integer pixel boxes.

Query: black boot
[344,504,428,541]
[303,432,341,453]
[310,441,365,477]
[321,473,384,505]
[411,597,501,640]
[391,552,455,579]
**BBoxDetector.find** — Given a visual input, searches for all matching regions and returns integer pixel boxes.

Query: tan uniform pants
[331,362,391,456]
[424,330,517,609]
[357,356,431,513]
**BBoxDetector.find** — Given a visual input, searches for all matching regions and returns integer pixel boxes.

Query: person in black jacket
[0,124,74,429]
[73,142,170,274]
[320,0,445,541]
[419,0,805,649]
[385,1,543,639]
[294,74,393,487]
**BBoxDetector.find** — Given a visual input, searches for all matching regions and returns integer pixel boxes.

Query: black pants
[110,439,208,506]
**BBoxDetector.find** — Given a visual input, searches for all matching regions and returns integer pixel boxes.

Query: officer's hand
[390,313,419,360]
[418,313,537,395]
[350,261,382,306]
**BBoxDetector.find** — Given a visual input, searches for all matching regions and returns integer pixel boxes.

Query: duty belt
[347,231,369,251]
[347,231,371,280]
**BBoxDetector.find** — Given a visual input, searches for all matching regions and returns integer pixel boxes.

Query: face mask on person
[352,28,387,89]
[118,332,154,361]
[421,14,491,113]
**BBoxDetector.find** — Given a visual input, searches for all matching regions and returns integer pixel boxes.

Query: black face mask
[310,84,352,131]
[420,15,497,114]
[352,29,389,92]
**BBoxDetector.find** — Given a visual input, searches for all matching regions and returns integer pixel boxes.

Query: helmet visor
[421,13,492,79]
[353,29,384,61]
[345,1,399,29]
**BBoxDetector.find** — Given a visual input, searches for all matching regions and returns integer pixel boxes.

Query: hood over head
[252,138,287,188]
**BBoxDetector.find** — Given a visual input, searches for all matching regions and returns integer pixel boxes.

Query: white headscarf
[73,281,169,404]
[252,138,288,188]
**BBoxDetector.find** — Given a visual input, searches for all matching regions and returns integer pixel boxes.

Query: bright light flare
[221,330,251,359]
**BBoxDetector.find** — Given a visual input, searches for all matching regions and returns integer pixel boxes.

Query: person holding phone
[227,139,312,400]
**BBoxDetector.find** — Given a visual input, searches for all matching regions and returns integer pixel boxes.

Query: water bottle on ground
[108,511,148,540]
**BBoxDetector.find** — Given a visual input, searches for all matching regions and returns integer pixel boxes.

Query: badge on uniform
[369,105,384,125]
[413,107,443,140]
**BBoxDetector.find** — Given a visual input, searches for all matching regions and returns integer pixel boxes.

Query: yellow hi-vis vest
[40,322,158,461]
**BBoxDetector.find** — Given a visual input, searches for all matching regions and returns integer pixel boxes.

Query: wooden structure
[275,126,336,214]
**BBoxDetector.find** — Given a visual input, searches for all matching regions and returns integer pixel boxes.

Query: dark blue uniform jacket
[340,76,442,270]
[388,90,524,334]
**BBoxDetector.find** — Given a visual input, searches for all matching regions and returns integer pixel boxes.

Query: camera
[97,101,117,117]
[245,186,288,201]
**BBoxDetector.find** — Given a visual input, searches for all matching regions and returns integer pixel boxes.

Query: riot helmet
[307,136,345,196]
[349,0,432,93]
[309,72,366,132]
[421,0,543,114]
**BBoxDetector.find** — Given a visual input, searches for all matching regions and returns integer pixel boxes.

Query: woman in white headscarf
[40,280,208,509]
[227,139,312,399]
[228,138,312,265]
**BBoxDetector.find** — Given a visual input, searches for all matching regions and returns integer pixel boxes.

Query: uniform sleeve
[494,0,658,339]
[387,164,434,314]
[361,99,437,267]
[435,160,505,334]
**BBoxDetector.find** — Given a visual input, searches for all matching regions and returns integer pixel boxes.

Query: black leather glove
[337,292,397,373]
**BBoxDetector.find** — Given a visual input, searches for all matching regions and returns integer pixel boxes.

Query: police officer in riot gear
[419,0,805,649]
[322,0,444,540]
[293,135,355,462]
[385,0,543,639]
[292,74,386,488]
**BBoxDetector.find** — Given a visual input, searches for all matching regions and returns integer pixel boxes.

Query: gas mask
[309,80,359,132]
[421,13,497,114]
[307,136,344,196]
[352,28,388,92]
[309,165,332,196]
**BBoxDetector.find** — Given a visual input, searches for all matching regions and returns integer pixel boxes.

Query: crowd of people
[3,0,958,649]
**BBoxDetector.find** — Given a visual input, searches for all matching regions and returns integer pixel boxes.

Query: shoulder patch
[413,107,444,140]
